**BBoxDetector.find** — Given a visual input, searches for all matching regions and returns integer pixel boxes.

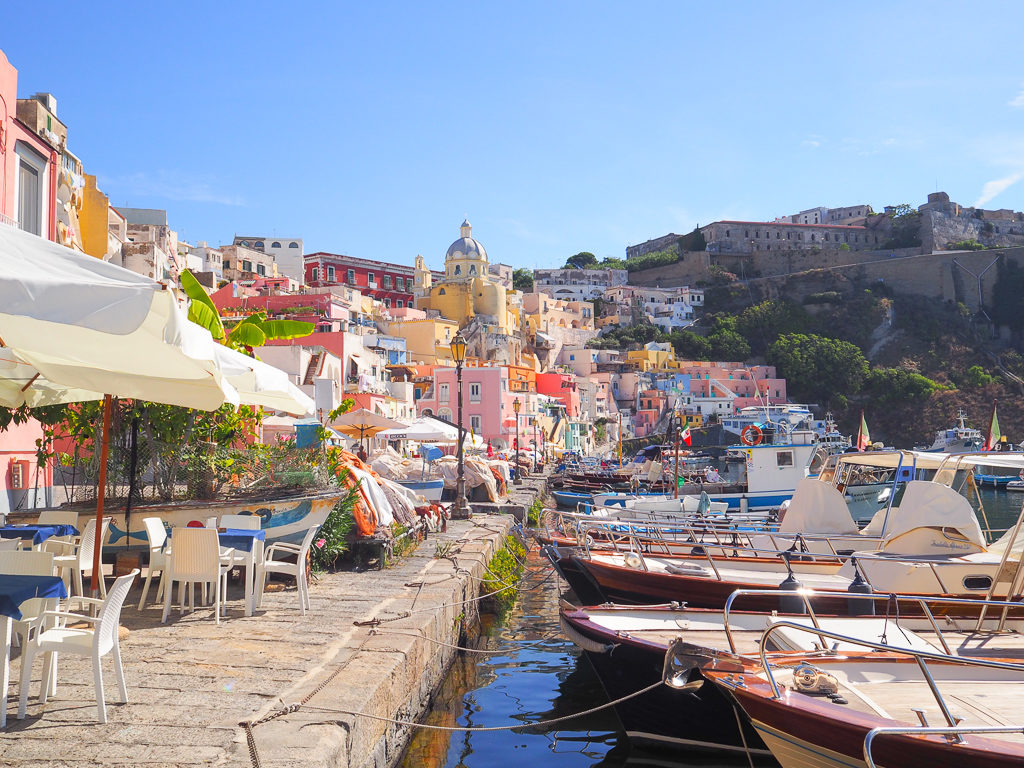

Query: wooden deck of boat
[770,663,1024,746]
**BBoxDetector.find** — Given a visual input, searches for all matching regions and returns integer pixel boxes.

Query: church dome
[445,219,487,262]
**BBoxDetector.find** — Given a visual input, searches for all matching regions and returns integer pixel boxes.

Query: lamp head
[513,397,521,413]
[450,334,467,366]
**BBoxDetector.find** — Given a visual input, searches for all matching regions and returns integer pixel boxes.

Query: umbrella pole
[91,395,112,596]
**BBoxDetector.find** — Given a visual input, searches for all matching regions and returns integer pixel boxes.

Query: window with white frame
[383,275,392,289]
[439,383,449,403]
[328,266,336,281]
[368,271,375,285]
[470,415,481,433]
[347,268,355,284]
[311,267,319,282]
[15,143,46,236]
[469,383,481,402]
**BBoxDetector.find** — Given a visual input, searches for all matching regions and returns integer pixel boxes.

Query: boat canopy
[779,478,858,535]
[862,480,986,550]
[835,450,1024,472]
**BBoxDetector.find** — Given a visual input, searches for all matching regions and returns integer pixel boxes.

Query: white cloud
[801,134,823,148]
[974,172,1024,207]
[1009,84,1024,108]
[98,170,245,207]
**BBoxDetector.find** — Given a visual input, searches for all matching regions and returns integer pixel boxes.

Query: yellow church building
[414,219,523,364]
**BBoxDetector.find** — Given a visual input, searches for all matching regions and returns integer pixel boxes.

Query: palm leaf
[228,322,267,348]
[180,270,225,339]
[259,319,315,340]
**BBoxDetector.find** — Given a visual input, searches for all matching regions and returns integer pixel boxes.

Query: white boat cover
[779,478,858,535]
[863,480,985,549]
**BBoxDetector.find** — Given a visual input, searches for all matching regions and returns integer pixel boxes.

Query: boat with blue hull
[595,426,820,513]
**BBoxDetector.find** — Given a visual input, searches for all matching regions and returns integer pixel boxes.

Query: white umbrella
[0,223,235,410]
[0,223,239,592]
[213,345,313,416]
[377,416,484,449]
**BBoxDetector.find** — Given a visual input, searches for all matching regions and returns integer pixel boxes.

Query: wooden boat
[710,621,1024,768]
[561,593,1024,762]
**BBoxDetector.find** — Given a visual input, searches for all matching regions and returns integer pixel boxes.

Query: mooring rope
[242,515,559,767]
[301,679,664,732]
[370,627,565,654]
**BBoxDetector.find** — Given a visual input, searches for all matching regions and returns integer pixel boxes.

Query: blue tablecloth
[219,528,266,553]
[0,574,67,620]
[0,524,79,546]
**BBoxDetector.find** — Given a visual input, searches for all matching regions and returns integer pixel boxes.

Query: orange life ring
[741,425,763,446]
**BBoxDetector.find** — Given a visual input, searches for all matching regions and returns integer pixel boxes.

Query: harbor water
[401,487,1024,768]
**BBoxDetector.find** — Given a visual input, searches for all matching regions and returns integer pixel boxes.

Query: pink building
[677,362,787,413]
[633,389,669,438]
[0,51,59,238]
[0,51,64,514]
[416,365,535,450]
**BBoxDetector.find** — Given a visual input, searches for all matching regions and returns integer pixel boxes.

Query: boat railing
[575,523,845,578]
[863,725,1024,766]
[755,618,1024,743]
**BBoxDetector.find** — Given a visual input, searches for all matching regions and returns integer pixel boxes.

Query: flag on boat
[681,425,692,446]
[985,403,1001,451]
[856,411,870,450]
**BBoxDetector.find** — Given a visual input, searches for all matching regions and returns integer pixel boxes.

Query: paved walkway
[0,515,513,768]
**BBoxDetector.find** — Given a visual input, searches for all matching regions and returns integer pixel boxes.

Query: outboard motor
[846,556,875,616]
[778,554,805,614]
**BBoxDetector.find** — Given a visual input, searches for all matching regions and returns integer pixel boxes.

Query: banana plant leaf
[181,270,225,340]
[228,321,267,348]
[260,318,316,340]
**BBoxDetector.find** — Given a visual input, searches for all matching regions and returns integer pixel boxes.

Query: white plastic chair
[18,570,138,724]
[0,550,56,649]
[38,510,81,555]
[161,528,233,625]
[51,516,112,597]
[257,526,321,615]
[0,538,21,552]
[136,518,168,609]
[219,514,261,530]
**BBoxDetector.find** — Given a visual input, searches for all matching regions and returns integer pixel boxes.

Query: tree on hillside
[512,268,534,292]
[565,251,598,269]
[768,333,869,407]
[736,300,812,355]
[884,203,922,249]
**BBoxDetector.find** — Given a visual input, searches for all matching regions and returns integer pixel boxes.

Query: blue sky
[5,2,1024,272]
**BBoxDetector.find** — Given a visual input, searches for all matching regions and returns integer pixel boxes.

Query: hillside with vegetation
[591,285,1023,447]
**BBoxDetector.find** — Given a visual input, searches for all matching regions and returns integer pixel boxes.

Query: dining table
[165,527,266,617]
[217,528,266,617]
[0,574,67,727]
[0,524,79,550]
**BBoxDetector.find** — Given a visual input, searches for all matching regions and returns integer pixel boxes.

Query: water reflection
[400,549,626,768]
[402,488,1024,768]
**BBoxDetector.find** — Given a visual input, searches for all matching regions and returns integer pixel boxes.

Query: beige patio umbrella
[330,408,407,453]
[0,223,239,593]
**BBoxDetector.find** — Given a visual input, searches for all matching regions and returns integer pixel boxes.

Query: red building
[304,253,443,310]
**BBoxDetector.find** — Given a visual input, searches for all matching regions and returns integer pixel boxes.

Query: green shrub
[310,480,359,571]
[481,535,527,614]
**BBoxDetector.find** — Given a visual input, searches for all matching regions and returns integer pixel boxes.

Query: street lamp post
[532,419,538,473]
[512,397,522,485]
[450,334,471,519]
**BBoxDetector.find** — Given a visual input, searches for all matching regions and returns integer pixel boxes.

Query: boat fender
[792,663,839,696]
[559,614,616,654]
[847,556,875,616]
[623,551,644,569]
[778,564,805,614]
